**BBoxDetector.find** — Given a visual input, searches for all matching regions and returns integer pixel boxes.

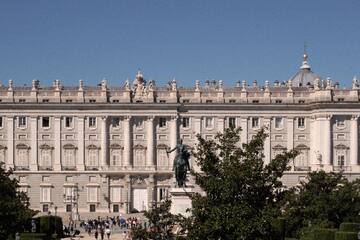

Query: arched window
[110,144,123,166]
[39,144,53,169]
[133,145,146,167]
[16,144,30,169]
[294,144,310,170]
[334,144,349,167]
[87,145,100,167]
[272,144,286,158]
[63,144,77,168]
[157,144,169,168]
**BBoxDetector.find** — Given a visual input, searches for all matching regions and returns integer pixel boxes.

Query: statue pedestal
[170,187,193,217]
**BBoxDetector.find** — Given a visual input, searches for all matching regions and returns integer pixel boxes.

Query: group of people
[79,216,143,239]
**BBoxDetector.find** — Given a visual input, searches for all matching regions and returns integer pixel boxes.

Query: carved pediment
[39,144,53,150]
[16,144,30,150]
[110,143,123,149]
[295,144,309,150]
[63,144,77,150]
[87,144,100,150]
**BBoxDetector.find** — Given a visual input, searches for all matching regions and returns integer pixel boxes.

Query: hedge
[335,231,358,240]
[38,215,63,238]
[312,228,337,240]
[19,233,47,240]
[339,223,360,233]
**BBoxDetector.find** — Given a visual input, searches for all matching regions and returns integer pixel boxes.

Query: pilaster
[54,117,61,171]
[6,117,14,169]
[101,116,108,169]
[30,117,38,171]
[77,117,85,171]
[350,115,359,167]
[217,117,225,134]
[123,116,132,168]
[263,118,271,165]
[240,117,248,146]
[287,118,294,150]
[169,115,178,162]
[146,116,155,169]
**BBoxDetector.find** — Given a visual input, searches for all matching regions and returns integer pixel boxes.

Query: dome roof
[289,53,321,87]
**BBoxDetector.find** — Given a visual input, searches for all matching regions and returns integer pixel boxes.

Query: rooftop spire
[300,42,311,70]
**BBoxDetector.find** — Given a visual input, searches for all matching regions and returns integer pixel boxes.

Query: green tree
[0,163,37,239]
[186,127,297,240]
[131,200,186,240]
[283,171,360,238]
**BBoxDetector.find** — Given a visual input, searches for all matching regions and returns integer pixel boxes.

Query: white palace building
[1,53,360,217]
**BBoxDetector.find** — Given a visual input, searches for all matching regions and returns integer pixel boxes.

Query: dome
[289,53,321,87]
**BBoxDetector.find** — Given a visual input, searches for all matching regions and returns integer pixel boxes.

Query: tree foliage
[186,127,297,240]
[131,200,186,240]
[0,163,37,239]
[283,170,360,238]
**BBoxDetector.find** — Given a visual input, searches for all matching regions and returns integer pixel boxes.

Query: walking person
[105,226,111,239]
[100,227,105,240]
[94,229,99,240]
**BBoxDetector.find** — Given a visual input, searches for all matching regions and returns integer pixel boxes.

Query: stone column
[125,175,131,214]
[287,118,294,150]
[77,117,85,171]
[263,118,271,165]
[101,116,108,169]
[123,116,132,168]
[240,117,248,146]
[321,115,332,166]
[350,115,358,167]
[217,117,225,134]
[309,117,318,167]
[30,117,38,171]
[6,116,14,169]
[147,174,155,209]
[146,116,155,169]
[54,117,61,171]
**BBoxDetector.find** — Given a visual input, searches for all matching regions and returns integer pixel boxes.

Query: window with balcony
[110,187,122,203]
[18,116,26,128]
[41,187,51,203]
[228,117,236,128]
[274,117,283,129]
[205,117,214,128]
[298,117,305,128]
[182,117,190,128]
[65,117,73,128]
[159,117,167,128]
[134,146,146,167]
[251,117,259,128]
[42,117,50,128]
[87,187,98,203]
[157,146,169,168]
[89,117,96,128]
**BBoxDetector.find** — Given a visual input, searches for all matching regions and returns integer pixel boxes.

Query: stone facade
[1,54,360,217]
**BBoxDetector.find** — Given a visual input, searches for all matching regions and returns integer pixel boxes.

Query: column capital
[170,114,179,121]
[123,115,131,121]
[101,116,108,121]
[146,115,155,121]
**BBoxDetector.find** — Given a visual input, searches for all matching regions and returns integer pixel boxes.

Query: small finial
[195,80,200,91]
[79,79,84,91]
[300,43,311,70]
[265,80,269,91]
[242,80,247,91]
[253,80,257,88]
[8,79,13,90]
[218,80,223,90]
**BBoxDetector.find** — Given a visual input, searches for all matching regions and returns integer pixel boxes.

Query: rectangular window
[206,100,213,103]
[205,117,214,128]
[252,117,259,128]
[113,204,119,213]
[229,99,236,103]
[274,117,283,129]
[41,187,51,203]
[252,100,259,103]
[18,116,26,127]
[42,117,50,128]
[89,99,96,103]
[87,187,98,202]
[19,99,26,103]
[275,99,282,104]
[336,119,345,127]
[110,187,121,203]
[159,117,167,128]
[89,204,96,212]
[42,204,49,213]
[112,99,119,103]
[158,187,169,201]
[297,118,305,128]
[89,117,96,127]
[65,117,73,128]
[66,204,72,213]
[298,100,305,104]
[66,99,73,103]
[182,99,190,103]
[159,100,166,103]
[111,117,120,127]
[182,117,190,128]
[228,117,236,128]
[0,117,2,128]
[338,155,345,166]
[42,99,49,103]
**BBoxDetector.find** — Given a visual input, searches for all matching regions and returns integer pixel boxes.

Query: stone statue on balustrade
[167,139,190,187]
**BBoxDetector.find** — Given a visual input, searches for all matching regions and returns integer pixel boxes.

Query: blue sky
[0,0,359,87]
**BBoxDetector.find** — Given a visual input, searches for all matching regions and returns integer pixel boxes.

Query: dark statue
[167,139,190,187]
